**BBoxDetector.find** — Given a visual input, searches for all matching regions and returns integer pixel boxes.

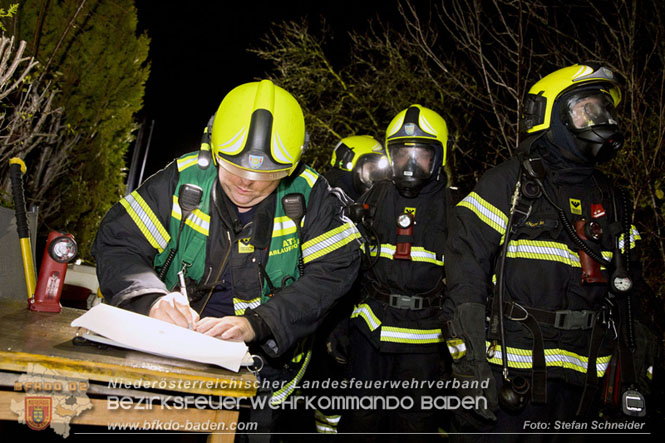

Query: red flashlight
[393,213,414,260]
[30,231,78,312]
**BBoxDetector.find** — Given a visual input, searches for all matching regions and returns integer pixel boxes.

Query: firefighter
[340,105,455,439]
[308,136,388,435]
[324,135,390,201]
[92,80,362,437]
[443,64,656,434]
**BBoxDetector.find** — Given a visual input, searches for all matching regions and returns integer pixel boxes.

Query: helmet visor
[388,142,436,180]
[565,92,618,129]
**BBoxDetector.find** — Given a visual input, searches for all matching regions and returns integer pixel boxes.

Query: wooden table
[0,300,257,441]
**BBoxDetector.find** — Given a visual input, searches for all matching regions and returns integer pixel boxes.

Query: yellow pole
[9,158,37,300]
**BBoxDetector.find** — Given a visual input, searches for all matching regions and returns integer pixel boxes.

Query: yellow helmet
[211,80,306,180]
[330,135,386,171]
[522,64,621,133]
[329,135,389,195]
[385,104,448,197]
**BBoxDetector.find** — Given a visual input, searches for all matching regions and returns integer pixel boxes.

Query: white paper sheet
[71,303,250,372]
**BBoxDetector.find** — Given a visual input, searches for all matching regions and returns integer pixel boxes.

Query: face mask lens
[567,93,616,129]
[358,156,389,186]
[389,144,435,179]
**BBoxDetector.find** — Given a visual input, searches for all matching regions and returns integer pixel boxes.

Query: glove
[445,302,498,425]
[632,319,658,394]
[326,317,351,365]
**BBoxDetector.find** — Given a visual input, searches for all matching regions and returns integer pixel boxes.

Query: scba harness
[487,152,646,417]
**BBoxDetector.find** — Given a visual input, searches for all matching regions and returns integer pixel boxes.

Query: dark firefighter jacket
[92,152,362,402]
[443,155,645,387]
[350,178,454,354]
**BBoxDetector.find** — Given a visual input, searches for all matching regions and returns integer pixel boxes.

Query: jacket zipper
[198,230,232,314]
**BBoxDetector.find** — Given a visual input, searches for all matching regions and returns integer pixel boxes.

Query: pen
[177,270,194,330]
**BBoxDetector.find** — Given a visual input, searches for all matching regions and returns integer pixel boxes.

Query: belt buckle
[389,294,423,310]
[554,310,594,330]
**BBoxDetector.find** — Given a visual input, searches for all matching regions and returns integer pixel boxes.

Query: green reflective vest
[153,152,317,304]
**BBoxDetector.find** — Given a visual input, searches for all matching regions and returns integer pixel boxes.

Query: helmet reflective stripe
[572,65,594,80]
[418,113,437,135]
[216,127,247,155]
[273,130,294,163]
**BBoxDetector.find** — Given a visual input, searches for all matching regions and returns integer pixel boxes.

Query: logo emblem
[591,203,606,218]
[248,155,264,169]
[569,198,582,215]
[26,397,51,431]
[404,123,416,136]
[404,207,416,217]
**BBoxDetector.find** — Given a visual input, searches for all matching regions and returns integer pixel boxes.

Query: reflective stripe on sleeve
[618,226,641,250]
[302,222,361,264]
[120,191,171,253]
[315,409,341,434]
[457,192,508,235]
[233,297,261,316]
[271,349,312,405]
[351,303,381,331]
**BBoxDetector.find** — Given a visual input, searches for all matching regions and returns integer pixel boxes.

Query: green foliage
[253,0,665,302]
[0,3,18,31]
[4,0,150,261]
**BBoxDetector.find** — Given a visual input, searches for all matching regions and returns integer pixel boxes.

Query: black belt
[504,302,596,330]
[365,279,444,311]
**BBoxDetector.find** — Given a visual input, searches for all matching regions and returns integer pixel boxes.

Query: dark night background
[133,0,401,181]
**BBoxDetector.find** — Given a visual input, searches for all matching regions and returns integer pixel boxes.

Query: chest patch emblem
[404,207,416,217]
[238,238,254,253]
[569,198,582,215]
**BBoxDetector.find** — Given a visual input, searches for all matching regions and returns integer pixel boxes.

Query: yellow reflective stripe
[302,222,361,264]
[506,239,581,267]
[380,326,444,344]
[447,338,467,359]
[351,303,381,331]
[272,215,297,237]
[177,154,199,171]
[374,244,443,266]
[172,196,210,236]
[485,342,611,376]
[300,168,318,188]
[120,191,171,253]
[411,246,444,266]
[271,349,312,405]
[315,409,340,434]
[233,297,261,315]
[378,244,395,259]
[458,192,508,235]
[619,226,640,250]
